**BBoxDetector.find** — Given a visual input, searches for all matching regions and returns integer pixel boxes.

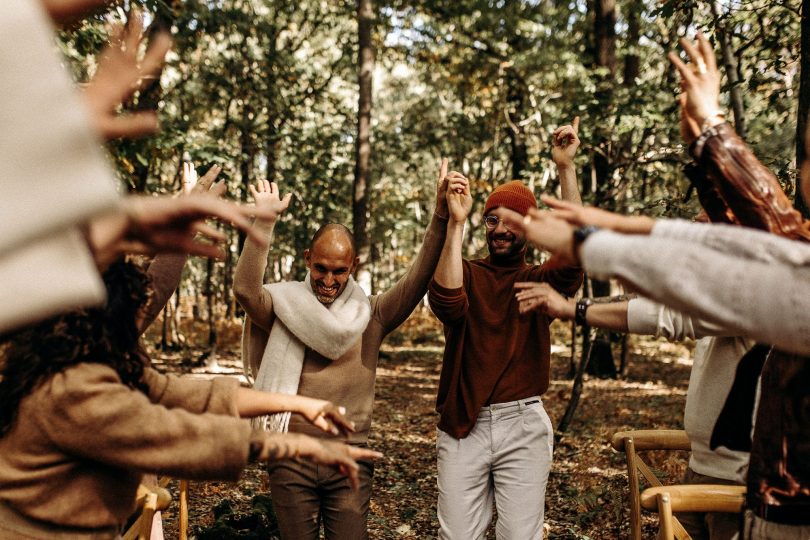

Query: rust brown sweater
[429,255,582,439]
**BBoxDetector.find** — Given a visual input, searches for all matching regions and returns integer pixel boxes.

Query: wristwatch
[575,298,593,326]
[573,225,600,246]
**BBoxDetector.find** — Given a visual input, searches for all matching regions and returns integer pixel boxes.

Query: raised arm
[372,160,454,330]
[670,33,810,241]
[233,180,292,331]
[432,160,471,290]
[137,164,225,333]
[551,117,583,205]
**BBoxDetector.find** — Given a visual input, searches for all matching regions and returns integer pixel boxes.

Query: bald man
[234,166,463,539]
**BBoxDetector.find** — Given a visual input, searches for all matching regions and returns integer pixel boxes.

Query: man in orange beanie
[428,119,584,539]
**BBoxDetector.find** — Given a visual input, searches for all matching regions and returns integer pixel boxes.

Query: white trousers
[437,396,554,540]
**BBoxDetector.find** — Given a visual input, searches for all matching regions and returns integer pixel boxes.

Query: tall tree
[354,0,375,290]
[797,0,810,216]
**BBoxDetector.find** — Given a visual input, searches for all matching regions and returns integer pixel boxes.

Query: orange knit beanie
[483,180,537,216]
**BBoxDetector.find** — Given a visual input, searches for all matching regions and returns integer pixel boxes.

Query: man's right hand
[249,180,292,225]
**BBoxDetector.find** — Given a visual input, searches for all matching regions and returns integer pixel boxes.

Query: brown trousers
[268,458,374,540]
[676,467,741,540]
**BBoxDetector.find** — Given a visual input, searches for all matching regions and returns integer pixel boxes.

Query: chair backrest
[610,430,692,540]
[640,485,746,540]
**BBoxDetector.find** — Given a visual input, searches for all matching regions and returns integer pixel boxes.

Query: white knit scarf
[243,274,371,432]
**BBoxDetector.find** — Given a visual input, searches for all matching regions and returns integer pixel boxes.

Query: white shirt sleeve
[582,227,810,356]
[626,297,735,341]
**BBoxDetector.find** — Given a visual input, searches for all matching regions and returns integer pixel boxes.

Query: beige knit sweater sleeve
[31,364,251,480]
[372,212,448,332]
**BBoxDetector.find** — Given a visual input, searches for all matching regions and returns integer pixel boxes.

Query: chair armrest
[610,430,691,452]
[640,485,746,513]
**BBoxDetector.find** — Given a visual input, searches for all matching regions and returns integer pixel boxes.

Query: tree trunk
[711,1,746,138]
[623,0,641,86]
[587,0,618,378]
[353,0,375,292]
[796,0,810,217]
[506,70,528,180]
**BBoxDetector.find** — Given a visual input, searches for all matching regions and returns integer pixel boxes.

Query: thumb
[281,192,293,209]
[572,116,580,134]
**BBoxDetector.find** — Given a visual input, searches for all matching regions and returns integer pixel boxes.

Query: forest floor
[149,310,694,539]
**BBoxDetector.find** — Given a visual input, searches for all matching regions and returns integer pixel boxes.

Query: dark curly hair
[0,260,152,436]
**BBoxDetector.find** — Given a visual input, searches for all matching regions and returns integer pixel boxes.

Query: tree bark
[711,1,746,138]
[796,0,810,217]
[353,0,375,290]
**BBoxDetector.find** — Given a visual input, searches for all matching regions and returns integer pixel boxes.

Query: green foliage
[58,0,802,340]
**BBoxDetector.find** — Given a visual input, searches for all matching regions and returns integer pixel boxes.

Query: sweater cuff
[429,279,464,298]
[207,377,243,417]
[626,297,665,336]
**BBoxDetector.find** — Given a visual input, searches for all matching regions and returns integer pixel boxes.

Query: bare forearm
[235,387,302,418]
[585,301,629,332]
[555,298,629,332]
[233,220,276,328]
[433,221,465,289]
[557,165,582,205]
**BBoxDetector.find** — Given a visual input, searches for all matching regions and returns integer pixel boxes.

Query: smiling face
[304,227,358,305]
[485,206,527,259]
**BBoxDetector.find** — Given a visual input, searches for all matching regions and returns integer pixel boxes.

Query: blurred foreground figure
[0,1,279,333]
[0,259,380,539]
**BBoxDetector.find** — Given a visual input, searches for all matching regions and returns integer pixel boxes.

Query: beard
[487,231,526,258]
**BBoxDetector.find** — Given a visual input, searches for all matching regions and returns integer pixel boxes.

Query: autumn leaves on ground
[150,310,692,539]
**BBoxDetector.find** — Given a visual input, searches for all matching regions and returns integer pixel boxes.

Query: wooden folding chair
[121,483,172,540]
[120,477,190,540]
[610,429,691,540]
[640,485,746,540]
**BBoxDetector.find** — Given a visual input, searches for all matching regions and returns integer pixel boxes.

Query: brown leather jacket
[688,122,810,516]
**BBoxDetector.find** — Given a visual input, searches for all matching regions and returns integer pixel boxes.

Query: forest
[59,0,806,346]
[56,0,808,538]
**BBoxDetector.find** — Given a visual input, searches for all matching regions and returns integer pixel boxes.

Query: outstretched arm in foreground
[514,282,629,332]
[500,207,810,355]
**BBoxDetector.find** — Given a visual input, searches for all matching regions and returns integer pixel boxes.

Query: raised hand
[668,33,722,129]
[551,117,581,168]
[445,171,472,224]
[514,282,575,318]
[248,180,292,224]
[82,9,172,140]
[183,161,225,197]
[295,396,356,436]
